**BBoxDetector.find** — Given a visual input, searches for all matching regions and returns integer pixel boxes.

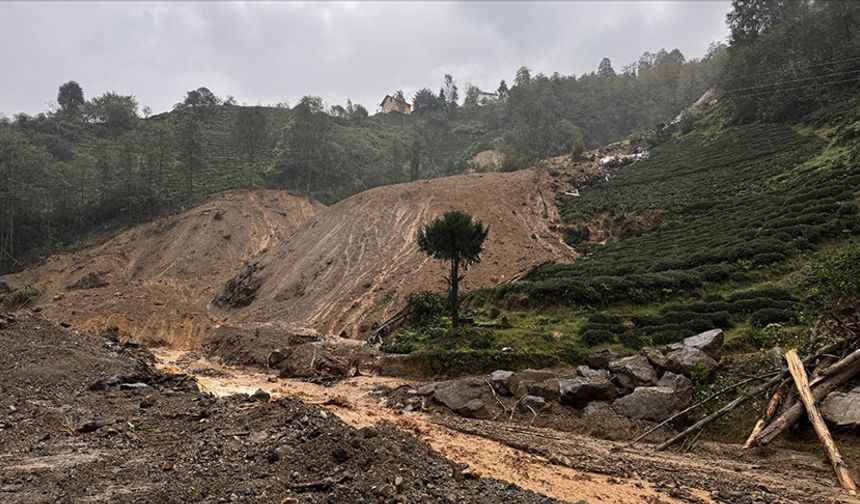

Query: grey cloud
[0,1,730,116]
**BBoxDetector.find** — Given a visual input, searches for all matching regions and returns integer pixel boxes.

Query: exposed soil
[228,169,579,340]
[155,350,860,504]
[0,313,563,503]
[4,190,322,347]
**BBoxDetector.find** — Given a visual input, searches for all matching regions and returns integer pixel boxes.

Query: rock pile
[417,329,725,424]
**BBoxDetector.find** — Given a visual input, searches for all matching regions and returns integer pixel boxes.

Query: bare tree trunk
[785,349,857,495]
[449,258,460,327]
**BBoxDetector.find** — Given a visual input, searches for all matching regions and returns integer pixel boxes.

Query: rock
[518,395,547,412]
[514,378,561,401]
[666,346,719,379]
[509,369,557,397]
[585,349,621,369]
[415,383,438,396]
[489,370,514,396]
[612,386,687,422]
[641,347,669,370]
[608,355,657,387]
[250,389,271,402]
[559,371,617,409]
[668,329,724,361]
[821,387,860,427]
[657,372,693,407]
[123,338,141,348]
[77,419,113,433]
[432,383,491,419]
[119,382,149,390]
[582,401,612,418]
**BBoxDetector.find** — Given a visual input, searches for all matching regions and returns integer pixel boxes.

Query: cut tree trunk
[754,353,860,446]
[785,349,857,495]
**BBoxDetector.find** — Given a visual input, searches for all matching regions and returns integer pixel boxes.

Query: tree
[442,74,458,107]
[497,80,509,101]
[176,87,220,109]
[514,66,532,87]
[234,106,269,163]
[57,81,85,120]
[410,138,421,181]
[463,83,480,107]
[86,92,138,130]
[416,211,488,327]
[597,57,616,77]
[412,88,443,114]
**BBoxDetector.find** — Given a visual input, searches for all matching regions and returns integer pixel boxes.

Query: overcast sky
[0,1,731,116]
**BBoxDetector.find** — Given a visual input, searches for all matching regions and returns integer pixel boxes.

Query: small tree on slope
[416,211,488,327]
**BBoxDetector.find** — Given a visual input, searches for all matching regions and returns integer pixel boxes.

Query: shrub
[405,291,447,327]
[580,329,615,346]
[749,308,793,327]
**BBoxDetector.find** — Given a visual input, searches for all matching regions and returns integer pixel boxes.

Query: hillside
[220,169,580,339]
[5,190,322,347]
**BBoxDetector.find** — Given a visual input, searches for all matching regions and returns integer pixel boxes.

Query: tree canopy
[417,210,488,326]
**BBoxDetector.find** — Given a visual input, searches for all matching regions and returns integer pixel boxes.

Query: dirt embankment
[4,190,322,348]
[225,169,577,339]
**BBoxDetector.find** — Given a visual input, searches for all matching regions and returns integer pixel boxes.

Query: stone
[821,387,860,427]
[609,355,657,386]
[612,386,687,422]
[585,349,621,370]
[641,347,669,370]
[559,371,617,409]
[668,329,724,361]
[119,382,150,390]
[665,346,719,379]
[582,401,612,418]
[514,378,560,401]
[657,372,693,407]
[432,383,491,419]
[509,369,558,398]
[250,389,271,402]
[415,383,438,396]
[490,370,514,396]
[518,395,547,412]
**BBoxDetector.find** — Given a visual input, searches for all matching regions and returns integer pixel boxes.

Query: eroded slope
[228,169,576,339]
[6,190,322,347]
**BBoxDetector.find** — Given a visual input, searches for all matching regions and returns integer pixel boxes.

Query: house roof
[380,94,411,107]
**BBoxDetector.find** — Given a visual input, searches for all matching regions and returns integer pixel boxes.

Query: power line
[723,68,860,94]
[726,55,860,80]
[726,76,860,100]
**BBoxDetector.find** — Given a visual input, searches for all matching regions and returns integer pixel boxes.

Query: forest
[1,41,724,272]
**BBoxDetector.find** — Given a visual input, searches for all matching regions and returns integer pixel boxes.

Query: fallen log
[655,338,851,451]
[785,349,857,495]
[743,383,785,449]
[623,372,776,449]
[753,355,860,446]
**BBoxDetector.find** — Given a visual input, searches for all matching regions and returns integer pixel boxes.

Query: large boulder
[509,369,563,401]
[518,395,547,412]
[641,347,669,371]
[657,372,693,407]
[432,379,491,419]
[665,346,719,380]
[585,349,621,370]
[668,329,724,361]
[612,381,691,422]
[821,387,860,427]
[490,370,514,396]
[609,355,657,391]
[559,370,617,409]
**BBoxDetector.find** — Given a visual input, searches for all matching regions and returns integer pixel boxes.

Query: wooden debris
[785,349,857,495]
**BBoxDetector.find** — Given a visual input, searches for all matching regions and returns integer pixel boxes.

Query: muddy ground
[0,313,561,503]
[3,313,858,503]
